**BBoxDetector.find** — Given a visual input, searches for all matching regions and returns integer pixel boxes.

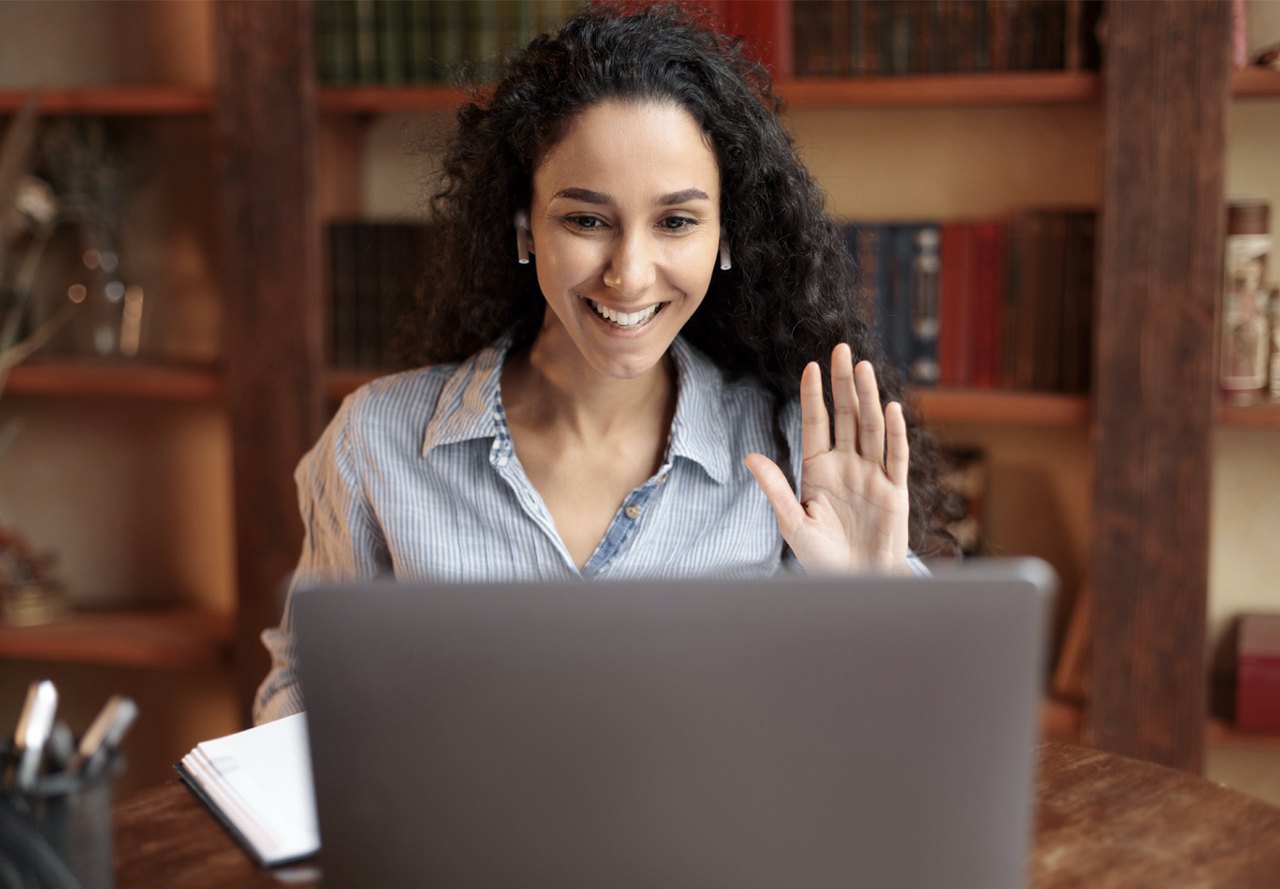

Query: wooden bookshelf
[781,71,1100,107]
[1231,67,1280,99]
[1217,400,1280,429]
[4,361,223,401]
[910,388,1090,426]
[317,71,1100,115]
[1207,717,1280,752]
[325,368,382,401]
[0,86,213,116]
[0,607,232,670]
[318,84,473,114]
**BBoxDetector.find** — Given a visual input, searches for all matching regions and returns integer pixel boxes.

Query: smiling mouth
[586,298,663,329]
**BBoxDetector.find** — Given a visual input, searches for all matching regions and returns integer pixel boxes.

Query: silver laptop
[294,558,1055,889]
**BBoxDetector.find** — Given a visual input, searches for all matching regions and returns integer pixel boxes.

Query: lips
[586,298,663,329]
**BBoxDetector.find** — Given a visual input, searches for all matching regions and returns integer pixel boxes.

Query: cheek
[534,235,602,292]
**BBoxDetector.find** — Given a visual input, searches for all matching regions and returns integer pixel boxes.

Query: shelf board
[318,84,474,114]
[1217,400,1280,429]
[0,86,213,116]
[1232,67,1280,98]
[909,387,1090,426]
[780,71,1100,107]
[326,368,383,401]
[318,71,1099,114]
[0,607,232,670]
[4,360,224,401]
[1206,717,1280,752]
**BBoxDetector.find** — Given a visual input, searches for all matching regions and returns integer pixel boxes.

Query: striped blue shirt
[254,336,925,722]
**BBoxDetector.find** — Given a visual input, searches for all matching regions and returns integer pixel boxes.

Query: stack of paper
[175,712,319,866]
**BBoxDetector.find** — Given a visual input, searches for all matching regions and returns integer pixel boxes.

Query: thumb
[744,453,807,540]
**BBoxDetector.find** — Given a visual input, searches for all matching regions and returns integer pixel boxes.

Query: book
[938,221,976,387]
[175,713,319,867]
[908,224,941,386]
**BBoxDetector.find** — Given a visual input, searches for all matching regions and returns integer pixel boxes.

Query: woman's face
[527,99,722,381]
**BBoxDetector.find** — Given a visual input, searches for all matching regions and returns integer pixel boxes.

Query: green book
[375,0,407,85]
[431,0,467,84]
[466,0,500,84]
[352,0,379,83]
[322,0,357,85]
[405,0,435,83]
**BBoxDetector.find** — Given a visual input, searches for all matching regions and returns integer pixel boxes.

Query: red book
[970,220,1006,389]
[1238,614,1280,733]
[938,221,976,387]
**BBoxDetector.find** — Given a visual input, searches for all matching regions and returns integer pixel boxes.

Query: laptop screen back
[295,558,1054,889]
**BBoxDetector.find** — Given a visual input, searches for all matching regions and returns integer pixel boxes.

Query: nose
[602,230,657,298]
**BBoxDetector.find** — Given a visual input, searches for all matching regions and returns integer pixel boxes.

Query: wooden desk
[115,742,1280,888]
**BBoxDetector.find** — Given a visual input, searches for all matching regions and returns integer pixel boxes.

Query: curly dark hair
[398,2,958,557]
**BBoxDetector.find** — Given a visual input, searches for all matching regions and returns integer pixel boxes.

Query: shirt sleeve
[252,397,391,724]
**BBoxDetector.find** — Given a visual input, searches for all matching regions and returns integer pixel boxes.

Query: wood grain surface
[1086,0,1231,771]
[114,743,1280,888]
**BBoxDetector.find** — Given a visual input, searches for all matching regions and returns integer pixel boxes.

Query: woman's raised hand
[745,343,910,574]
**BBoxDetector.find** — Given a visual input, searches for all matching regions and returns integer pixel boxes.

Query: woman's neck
[502,334,677,444]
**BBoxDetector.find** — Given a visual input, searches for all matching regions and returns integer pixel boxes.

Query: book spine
[889,224,915,377]
[352,0,380,83]
[938,221,974,387]
[971,220,1004,389]
[1035,211,1068,391]
[405,0,434,84]
[314,0,336,84]
[884,0,913,75]
[432,0,466,84]
[375,0,407,85]
[909,224,941,386]
[330,221,359,368]
[830,0,852,78]
[468,0,501,84]
[355,223,382,368]
[325,0,358,85]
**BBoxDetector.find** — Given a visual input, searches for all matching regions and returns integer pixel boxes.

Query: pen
[71,695,137,779]
[12,679,58,792]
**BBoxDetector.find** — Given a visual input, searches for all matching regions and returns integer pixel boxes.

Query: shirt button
[657,472,669,485]
[625,504,642,520]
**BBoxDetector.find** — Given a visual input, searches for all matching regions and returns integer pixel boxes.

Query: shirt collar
[420,337,509,455]
[666,337,732,484]
[421,334,733,485]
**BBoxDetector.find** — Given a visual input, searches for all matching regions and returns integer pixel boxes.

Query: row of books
[315,0,1102,86]
[329,220,434,369]
[794,0,1104,77]
[315,0,587,87]
[844,209,1096,393]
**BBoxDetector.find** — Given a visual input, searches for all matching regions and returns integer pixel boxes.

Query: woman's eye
[659,216,698,231]
[565,215,605,231]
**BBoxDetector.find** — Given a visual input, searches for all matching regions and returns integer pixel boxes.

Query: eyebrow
[552,187,711,206]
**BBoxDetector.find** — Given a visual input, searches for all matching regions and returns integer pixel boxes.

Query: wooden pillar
[212,1,325,723]
[1086,0,1231,771]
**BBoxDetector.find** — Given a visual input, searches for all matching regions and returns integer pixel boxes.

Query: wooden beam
[212,1,325,724]
[1086,0,1231,771]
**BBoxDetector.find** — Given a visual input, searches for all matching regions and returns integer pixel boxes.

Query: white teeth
[589,299,660,328]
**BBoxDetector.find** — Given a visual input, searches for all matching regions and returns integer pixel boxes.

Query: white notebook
[175,712,319,866]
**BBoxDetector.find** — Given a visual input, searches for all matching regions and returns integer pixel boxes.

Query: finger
[744,453,808,540]
[830,343,858,453]
[885,401,909,487]
[799,362,830,461]
[854,360,885,465]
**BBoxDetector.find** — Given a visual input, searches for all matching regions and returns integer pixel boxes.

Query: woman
[254,3,954,723]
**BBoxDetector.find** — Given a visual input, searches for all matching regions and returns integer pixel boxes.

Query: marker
[12,680,58,792]
[71,695,137,779]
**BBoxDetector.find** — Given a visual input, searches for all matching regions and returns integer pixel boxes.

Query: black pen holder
[0,742,121,889]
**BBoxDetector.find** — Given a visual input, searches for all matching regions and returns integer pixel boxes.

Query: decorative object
[0,95,72,626]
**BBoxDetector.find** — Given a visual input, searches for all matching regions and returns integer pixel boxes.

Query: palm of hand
[745,343,911,574]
